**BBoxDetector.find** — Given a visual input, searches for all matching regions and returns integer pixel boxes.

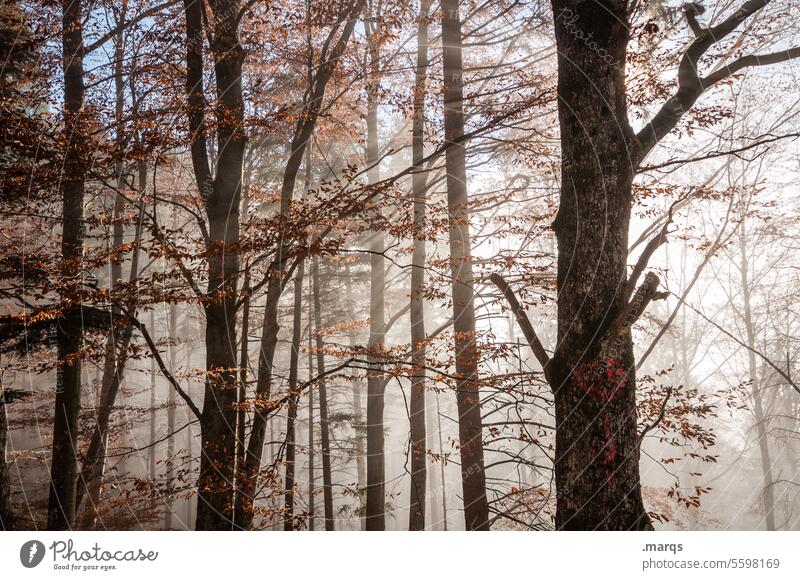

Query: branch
[639,132,800,172]
[85,1,181,55]
[625,197,682,300]
[677,298,800,397]
[489,273,551,376]
[118,305,202,421]
[600,272,667,359]
[635,0,794,162]
[262,358,356,418]
[703,47,800,86]
[683,3,706,36]
[638,386,674,448]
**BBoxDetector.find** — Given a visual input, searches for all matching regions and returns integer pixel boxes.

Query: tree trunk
[408,0,431,532]
[738,213,776,530]
[343,262,366,528]
[549,0,650,530]
[312,255,334,530]
[47,0,86,530]
[194,0,245,530]
[234,187,251,522]
[0,360,11,530]
[164,300,177,529]
[283,264,305,530]
[364,21,386,530]
[149,309,157,480]
[436,393,448,530]
[307,305,315,531]
[440,0,489,531]
[76,154,146,528]
[234,2,364,528]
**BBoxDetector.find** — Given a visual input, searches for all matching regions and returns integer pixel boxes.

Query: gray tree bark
[312,255,335,529]
[364,15,386,530]
[441,0,490,531]
[408,0,431,532]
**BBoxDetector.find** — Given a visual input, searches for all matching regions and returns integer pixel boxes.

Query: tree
[47,0,87,530]
[540,0,800,530]
[234,0,365,529]
[407,0,431,532]
[364,1,388,531]
[180,0,247,530]
[441,0,490,531]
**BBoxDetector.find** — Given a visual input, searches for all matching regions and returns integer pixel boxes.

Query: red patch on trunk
[574,359,627,482]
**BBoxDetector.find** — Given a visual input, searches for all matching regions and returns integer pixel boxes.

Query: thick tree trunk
[194,0,245,530]
[408,0,431,532]
[312,255,334,530]
[549,0,651,530]
[47,0,86,530]
[364,24,386,530]
[440,0,490,531]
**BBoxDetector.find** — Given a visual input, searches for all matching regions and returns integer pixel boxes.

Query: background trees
[1,0,800,531]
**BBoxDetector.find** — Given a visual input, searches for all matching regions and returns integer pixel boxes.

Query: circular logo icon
[20,540,46,568]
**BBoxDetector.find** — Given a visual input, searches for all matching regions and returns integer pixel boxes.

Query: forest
[0,0,799,532]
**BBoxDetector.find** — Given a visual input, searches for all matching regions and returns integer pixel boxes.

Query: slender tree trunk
[194,0,245,530]
[549,0,651,530]
[47,0,86,530]
[234,2,364,528]
[312,255,334,530]
[149,309,157,481]
[408,0,431,532]
[343,262,366,528]
[164,300,177,529]
[307,305,315,531]
[423,387,441,529]
[281,128,315,530]
[0,361,11,530]
[738,215,776,530]
[364,22,386,530]
[283,265,305,530]
[234,186,251,520]
[237,280,250,478]
[184,346,194,528]
[440,0,489,531]
[436,392,448,530]
[75,161,146,527]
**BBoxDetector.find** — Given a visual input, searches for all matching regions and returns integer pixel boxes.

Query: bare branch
[703,47,800,86]
[637,387,674,448]
[118,306,203,421]
[489,273,551,376]
[84,1,181,55]
[625,196,684,300]
[634,0,800,162]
